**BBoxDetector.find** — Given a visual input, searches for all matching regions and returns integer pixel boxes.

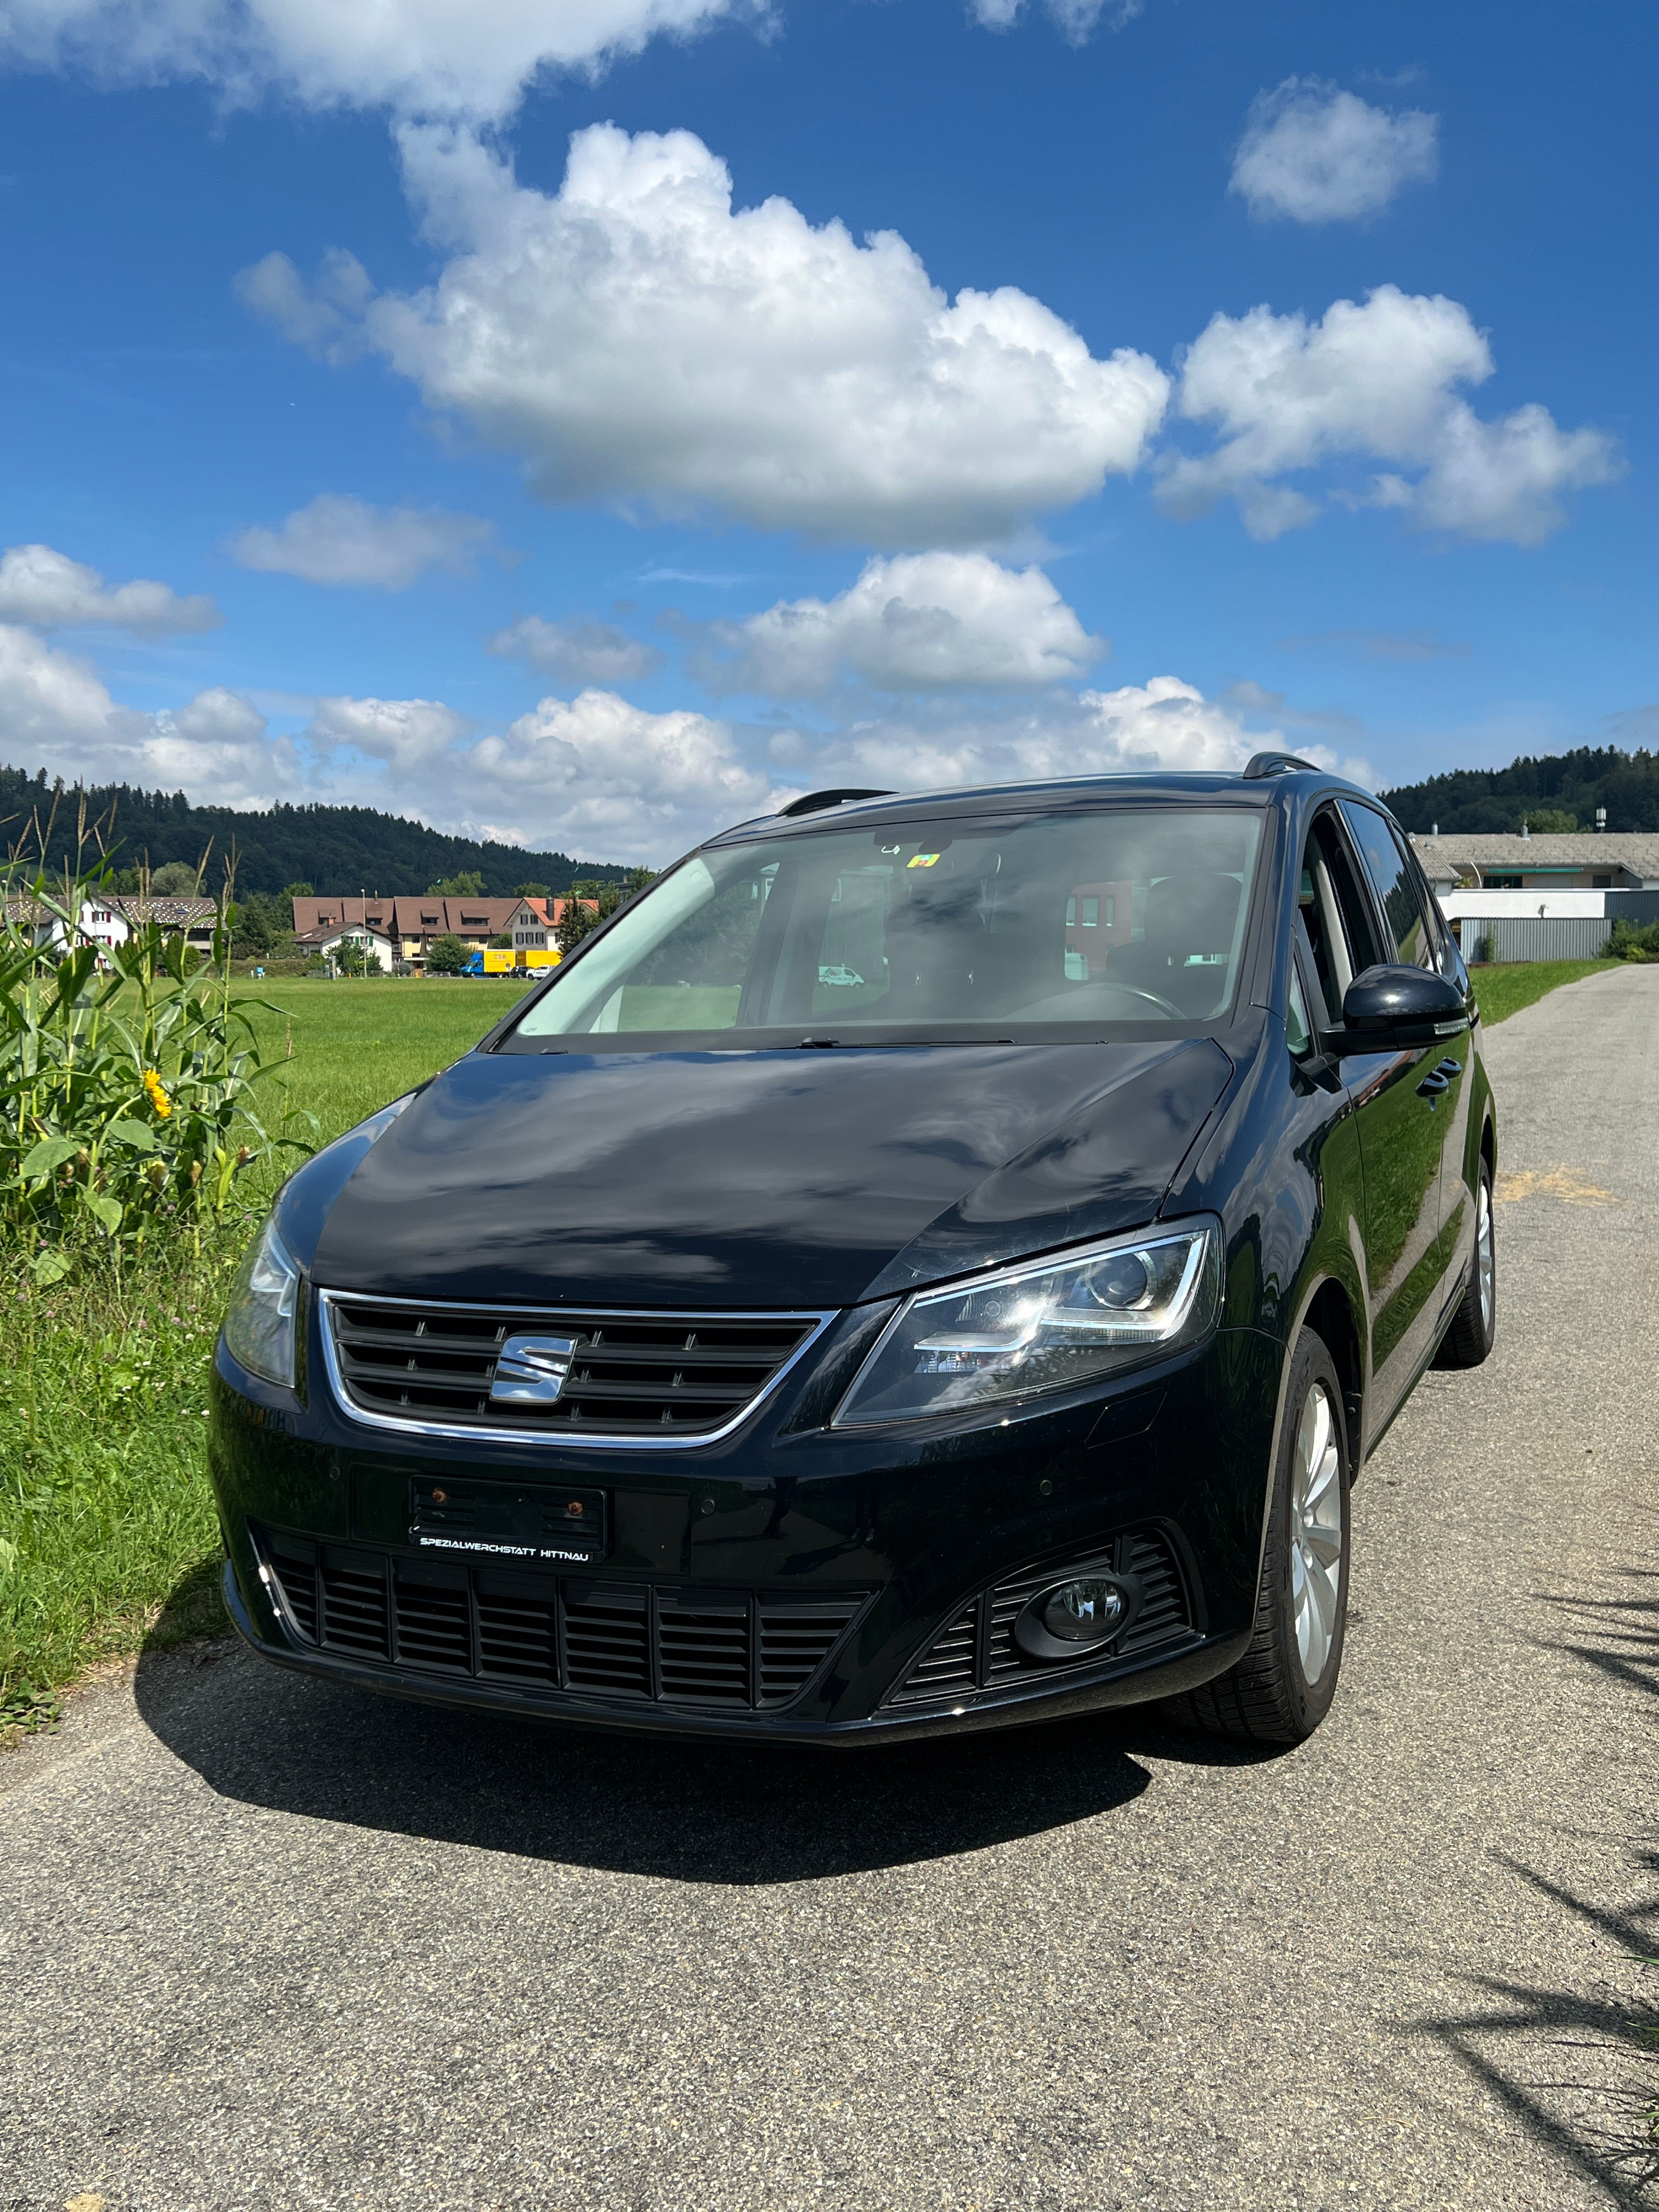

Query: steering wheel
[1086,980,1186,1020]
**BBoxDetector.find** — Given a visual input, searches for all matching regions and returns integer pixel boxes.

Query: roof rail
[778,787,896,818]
[1242,751,1321,781]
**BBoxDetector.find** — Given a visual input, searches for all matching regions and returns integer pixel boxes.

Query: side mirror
[1328,964,1470,1053]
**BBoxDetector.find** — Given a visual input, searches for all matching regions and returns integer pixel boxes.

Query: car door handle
[1417,1070,1451,1098]
[1434,1057,1463,1079]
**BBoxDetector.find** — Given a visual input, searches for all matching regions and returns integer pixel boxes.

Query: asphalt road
[4,966,1658,2212]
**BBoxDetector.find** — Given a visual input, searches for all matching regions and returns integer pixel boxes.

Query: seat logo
[489,1333,577,1405]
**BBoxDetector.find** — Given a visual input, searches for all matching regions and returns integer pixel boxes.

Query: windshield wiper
[797,1035,1016,1049]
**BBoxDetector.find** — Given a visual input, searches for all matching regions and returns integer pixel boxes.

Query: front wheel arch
[1301,1276,1365,1479]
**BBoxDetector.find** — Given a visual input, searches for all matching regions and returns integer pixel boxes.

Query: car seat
[882,881,986,1019]
[1105,873,1242,1016]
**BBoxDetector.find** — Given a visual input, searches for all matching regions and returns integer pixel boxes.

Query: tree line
[0,764,635,896]
[1380,745,1659,833]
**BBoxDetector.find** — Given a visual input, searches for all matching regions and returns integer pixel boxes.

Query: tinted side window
[1403,849,1465,981]
[1297,882,1341,1024]
[1340,801,1433,969]
[1314,817,1382,975]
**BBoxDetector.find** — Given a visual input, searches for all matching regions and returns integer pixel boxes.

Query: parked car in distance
[212,759,1496,1748]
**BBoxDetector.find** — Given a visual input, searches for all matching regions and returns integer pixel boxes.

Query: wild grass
[0,1237,239,1720]
[228,978,535,1180]
[0,978,531,1724]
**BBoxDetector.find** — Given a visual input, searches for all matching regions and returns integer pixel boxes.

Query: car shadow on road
[131,1583,1272,1884]
[1406,1562,1659,2208]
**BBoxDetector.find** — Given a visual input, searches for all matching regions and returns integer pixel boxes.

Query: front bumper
[208,1311,1284,1745]
[220,1556,1251,1743]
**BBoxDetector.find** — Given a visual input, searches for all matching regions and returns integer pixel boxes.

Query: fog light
[1012,1563,1142,1662]
[1041,1578,1126,1643]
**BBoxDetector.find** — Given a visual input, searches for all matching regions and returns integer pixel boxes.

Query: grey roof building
[1407,832,1659,894]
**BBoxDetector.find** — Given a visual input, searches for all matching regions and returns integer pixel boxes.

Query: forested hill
[0,765,634,895]
[1380,746,1659,833]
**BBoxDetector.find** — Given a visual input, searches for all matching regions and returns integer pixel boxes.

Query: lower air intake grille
[888,1526,1196,1708]
[321,1293,825,1440]
[255,1528,866,1714]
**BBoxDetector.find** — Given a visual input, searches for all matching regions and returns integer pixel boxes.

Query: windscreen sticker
[906,853,942,868]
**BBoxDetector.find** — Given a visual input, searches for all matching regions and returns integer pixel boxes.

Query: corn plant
[1,840,314,1279]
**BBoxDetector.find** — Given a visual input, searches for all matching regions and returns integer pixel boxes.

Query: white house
[78,895,217,955]
[293,921,397,973]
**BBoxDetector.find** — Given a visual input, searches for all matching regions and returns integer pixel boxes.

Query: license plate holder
[409,1476,609,1565]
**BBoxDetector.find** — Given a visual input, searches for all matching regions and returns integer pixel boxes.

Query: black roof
[709,766,1375,847]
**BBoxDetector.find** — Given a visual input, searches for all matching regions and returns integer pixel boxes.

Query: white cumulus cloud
[0,0,761,121]
[308,693,473,770]
[0,621,141,759]
[242,122,1170,548]
[143,687,301,808]
[0,625,297,808]
[1231,80,1438,224]
[696,553,1104,695]
[229,493,499,589]
[798,677,1267,794]
[463,689,786,860]
[1160,285,1621,544]
[489,616,664,684]
[7,620,1387,865]
[0,542,219,634]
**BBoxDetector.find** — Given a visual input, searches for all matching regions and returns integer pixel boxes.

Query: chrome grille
[320,1293,828,1443]
[887,1527,1195,1708]
[256,1528,867,1713]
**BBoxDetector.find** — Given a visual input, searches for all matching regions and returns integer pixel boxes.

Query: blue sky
[0,0,1651,862]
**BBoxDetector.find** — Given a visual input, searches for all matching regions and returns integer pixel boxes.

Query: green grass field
[1470,957,1620,1030]
[233,978,537,1175]
[0,958,1630,1727]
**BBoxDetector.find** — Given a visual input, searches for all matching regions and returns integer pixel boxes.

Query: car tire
[1169,1329,1351,1747]
[1434,1155,1496,1369]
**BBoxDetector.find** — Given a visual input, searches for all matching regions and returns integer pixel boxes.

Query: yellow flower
[143,1068,173,1120]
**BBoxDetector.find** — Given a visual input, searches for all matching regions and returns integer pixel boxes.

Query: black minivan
[211,759,1495,1748]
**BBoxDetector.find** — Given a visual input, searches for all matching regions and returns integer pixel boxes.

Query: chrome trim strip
[315,1288,837,1451]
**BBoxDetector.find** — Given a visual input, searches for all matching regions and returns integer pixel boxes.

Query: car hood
[306,1040,1233,1311]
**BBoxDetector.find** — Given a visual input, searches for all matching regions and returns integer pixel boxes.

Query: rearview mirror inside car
[1325,964,1471,1053]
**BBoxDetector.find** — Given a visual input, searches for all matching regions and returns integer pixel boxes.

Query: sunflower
[142,1069,173,1120]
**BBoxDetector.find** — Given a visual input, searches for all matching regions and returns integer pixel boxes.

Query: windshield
[506,807,1263,1048]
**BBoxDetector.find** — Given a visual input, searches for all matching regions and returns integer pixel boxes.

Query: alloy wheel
[1477,1176,1494,1337]
[1290,1380,1344,1686]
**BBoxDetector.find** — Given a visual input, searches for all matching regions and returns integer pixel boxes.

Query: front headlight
[222,1217,301,1389]
[833,1220,1222,1428]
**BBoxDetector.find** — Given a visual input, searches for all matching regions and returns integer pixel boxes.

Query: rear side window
[1340,802,1434,969]
[1298,815,1381,1023]
[1318,820,1382,974]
